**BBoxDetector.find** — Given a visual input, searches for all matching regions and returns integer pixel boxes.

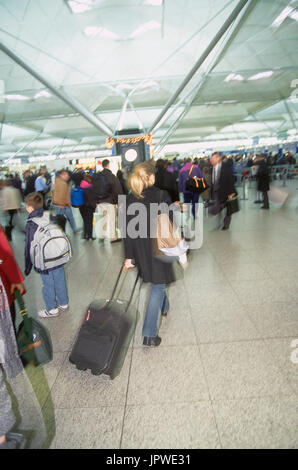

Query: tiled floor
[6,181,298,449]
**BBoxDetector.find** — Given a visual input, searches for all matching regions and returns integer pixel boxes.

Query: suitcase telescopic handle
[108,265,140,309]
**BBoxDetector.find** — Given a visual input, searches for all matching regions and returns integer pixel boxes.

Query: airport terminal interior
[1,0,298,450]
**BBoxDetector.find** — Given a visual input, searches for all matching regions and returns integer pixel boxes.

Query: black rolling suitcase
[69,268,140,379]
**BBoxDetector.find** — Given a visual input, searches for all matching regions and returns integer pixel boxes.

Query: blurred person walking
[93,159,123,242]
[210,152,236,230]
[52,169,78,233]
[256,154,270,210]
[0,180,22,240]
[0,225,25,333]
[0,275,25,449]
[123,162,179,347]
[79,175,97,240]
[178,159,204,219]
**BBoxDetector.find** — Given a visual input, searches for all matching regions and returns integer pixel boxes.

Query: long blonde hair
[127,161,155,198]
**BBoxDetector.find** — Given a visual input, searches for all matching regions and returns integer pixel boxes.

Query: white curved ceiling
[0,0,298,160]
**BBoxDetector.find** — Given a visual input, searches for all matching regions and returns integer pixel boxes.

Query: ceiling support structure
[149,0,251,135]
[3,131,43,164]
[154,0,254,155]
[284,99,298,132]
[0,40,113,137]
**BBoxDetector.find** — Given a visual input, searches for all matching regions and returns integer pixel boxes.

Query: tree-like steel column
[148,0,251,135]
[0,40,113,137]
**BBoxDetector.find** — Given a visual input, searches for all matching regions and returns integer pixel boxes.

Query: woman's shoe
[143,335,162,347]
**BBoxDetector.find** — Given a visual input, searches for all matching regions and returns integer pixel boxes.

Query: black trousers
[8,209,17,227]
[79,206,94,238]
[262,191,269,209]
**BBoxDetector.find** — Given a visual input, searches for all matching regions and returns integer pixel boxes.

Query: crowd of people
[0,149,297,448]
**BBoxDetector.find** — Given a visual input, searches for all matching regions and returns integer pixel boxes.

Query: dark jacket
[84,186,97,210]
[98,169,123,205]
[163,169,179,202]
[257,160,270,192]
[211,162,235,203]
[24,174,37,197]
[123,186,180,285]
[154,167,166,191]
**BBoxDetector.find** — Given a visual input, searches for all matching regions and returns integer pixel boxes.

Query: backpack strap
[31,211,51,228]
[188,165,194,177]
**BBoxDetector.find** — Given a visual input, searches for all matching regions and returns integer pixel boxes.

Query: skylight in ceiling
[248,71,274,80]
[129,20,161,38]
[67,0,93,14]
[84,26,119,39]
[145,0,163,5]
[271,6,298,27]
[34,91,52,99]
[224,73,245,82]
[3,94,30,101]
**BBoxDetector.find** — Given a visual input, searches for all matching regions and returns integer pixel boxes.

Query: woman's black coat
[123,186,180,285]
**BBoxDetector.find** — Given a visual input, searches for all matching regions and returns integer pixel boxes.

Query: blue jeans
[54,205,77,232]
[142,284,169,337]
[40,266,69,311]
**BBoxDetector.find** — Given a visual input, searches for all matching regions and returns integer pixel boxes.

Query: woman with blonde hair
[123,161,178,347]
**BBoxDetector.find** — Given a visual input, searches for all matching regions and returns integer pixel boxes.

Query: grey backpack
[30,212,72,271]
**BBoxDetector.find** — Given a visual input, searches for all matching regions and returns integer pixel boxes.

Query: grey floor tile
[121,402,221,449]
[264,338,298,397]
[200,340,293,400]
[46,406,125,449]
[127,345,209,405]
[187,281,241,308]
[231,279,292,304]
[246,303,298,338]
[49,348,132,408]
[213,396,298,449]
[191,303,262,344]
[220,262,269,281]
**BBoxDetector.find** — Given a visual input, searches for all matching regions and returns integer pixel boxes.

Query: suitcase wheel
[91,369,102,376]
[76,365,87,371]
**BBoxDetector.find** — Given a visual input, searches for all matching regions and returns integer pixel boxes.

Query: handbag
[15,290,53,367]
[225,194,239,216]
[185,165,209,194]
[155,193,189,264]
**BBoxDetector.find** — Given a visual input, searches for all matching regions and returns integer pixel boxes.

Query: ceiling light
[271,6,294,27]
[139,80,159,89]
[146,0,163,5]
[129,20,161,39]
[84,26,119,39]
[34,90,51,99]
[224,73,245,82]
[116,83,134,91]
[4,94,30,101]
[248,71,274,80]
[67,0,92,14]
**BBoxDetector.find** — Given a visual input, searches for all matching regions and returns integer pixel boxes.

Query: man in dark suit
[210,152,236,230]
[256,154,270,209]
